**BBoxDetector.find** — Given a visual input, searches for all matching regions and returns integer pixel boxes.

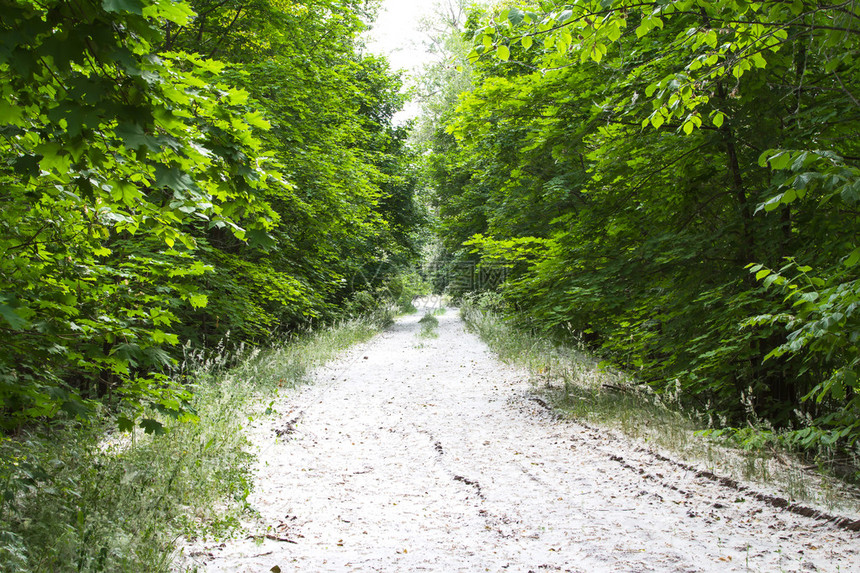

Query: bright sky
[365,0,441,122]
[366,0,437,72]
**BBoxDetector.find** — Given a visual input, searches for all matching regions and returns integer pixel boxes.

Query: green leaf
[118,415,135,432]
[102,0,144,15]
[154,166,194,193]
[151,330,179,345]
[645,82,659,97]
[760,193,785,212]
[116,122,160,152]
[496,45,510,61]
[244,111,271,130]
[792,172,814,190]
[38,144,72,175]
[703,30,718,49]
[767,151,792,170]
[0,304,28,330]
[521,36,533,49]
[0,100,23,124]
[790,151,809,171]
[840,177,860,204]
[188,293,208,308]
[140,418,166,435]
[110,180,142,207]
[142,0,194,24]
[751,52,767,68]
[13,155,42,179]
[830,378,846,401]
[763,274,781,288]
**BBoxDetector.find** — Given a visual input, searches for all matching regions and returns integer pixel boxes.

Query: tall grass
[459,295,860,512]
[416,312,440,339]
[0,312,388,572]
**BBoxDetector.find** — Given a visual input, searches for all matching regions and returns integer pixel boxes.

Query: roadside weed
[0,315,384,572]
[417,312,440,339]
[460,299,860,513]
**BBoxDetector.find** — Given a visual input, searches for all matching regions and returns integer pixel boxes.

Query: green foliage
[744,260,860,447]
[0,0,423,428]
[0,410,253,572]
[0,313,386,572]
[389,271,432,314]
[426,0,860,456]
[417,311,440,338]
[0,0,286,429]
[463,290,860,494]
[0,0,422,565]
[168,0,427,332]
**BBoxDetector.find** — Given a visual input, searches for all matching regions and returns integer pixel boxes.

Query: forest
[425,0,860,455]
[0,0,424,434]
[1,0,858,468]
[1,0,858,470]
[2,0,860,567]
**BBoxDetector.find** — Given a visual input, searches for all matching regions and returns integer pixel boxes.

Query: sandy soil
[176,304,860,572]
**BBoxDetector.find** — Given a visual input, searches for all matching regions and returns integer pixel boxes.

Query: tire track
[176,307,860,572]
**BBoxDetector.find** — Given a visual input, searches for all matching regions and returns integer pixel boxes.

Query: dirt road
[178,306,859,572]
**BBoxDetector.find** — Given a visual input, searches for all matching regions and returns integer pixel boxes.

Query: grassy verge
[416,311,440,339]
[0,311,389,572]
[459,297,860,513]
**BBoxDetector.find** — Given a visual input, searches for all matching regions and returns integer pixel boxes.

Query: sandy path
[178,306,859,572]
